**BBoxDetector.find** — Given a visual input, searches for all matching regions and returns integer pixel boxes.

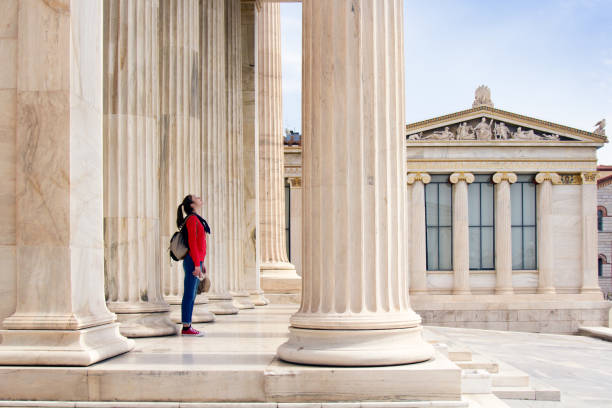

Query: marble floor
[1,304,611,407]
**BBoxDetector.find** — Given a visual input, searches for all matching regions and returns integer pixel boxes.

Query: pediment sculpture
[408,117,562,142]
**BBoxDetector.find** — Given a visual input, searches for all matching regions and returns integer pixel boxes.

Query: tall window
[469,174,495,269]
[285,179,291,261]
[598,209,604,231]
[599,257,603,277]
[511,174,537,270]
[425,175,452,270]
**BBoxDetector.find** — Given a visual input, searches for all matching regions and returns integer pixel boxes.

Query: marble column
[288,177,303,277]
[0,0,133,365]
[159,0,214,323]
[201,0,238,315]
[535,172,560,294]
[258,2,300,294]
[277,0,434,366]
[450,172,474,295]
[0,0,17,323]
[493,172,517,295]
[407,173,431,294]
[226,0,254,310]
[241,1,268,306]
[103,0,176,338]
[580,172,601,294]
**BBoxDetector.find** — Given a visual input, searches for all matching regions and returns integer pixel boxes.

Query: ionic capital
[288,177,302,188]
[493,172,517,184]
[407,172,431,185]
[449,172,475,184]
[535,172,561,184]
[580,172,598,185]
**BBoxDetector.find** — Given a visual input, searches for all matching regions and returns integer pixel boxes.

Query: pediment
[406,106,606,144]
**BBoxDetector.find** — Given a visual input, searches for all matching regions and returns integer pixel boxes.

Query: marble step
[464,394,512,408]
[491,363,530,387]
[447,349,472,362]
[0,402,473,408]
[492,382,560,401]
[265,293,301,304]
[453,356,499,374]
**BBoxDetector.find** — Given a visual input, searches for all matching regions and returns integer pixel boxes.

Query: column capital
[288,177,302,188]
[581,172,598,184]
[407,172,431,185]
[535,172,561,184]
[450,172,474,184]
[493,172,517,184]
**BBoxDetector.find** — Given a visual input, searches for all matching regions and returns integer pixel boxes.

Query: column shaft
[159,0,214,323]
[535,173,559,294]
[0,0,133,365]
[226,0,254,309]
[289,178,303,277]
[277,0,433,366]
[581,172,601,294]
[258,2,300,294]
[493,172,516,294]
[241,2,268,305]
[202,0,238,315]
[451,173,474,295]
[407,173,430,294]
[103,0,176,338]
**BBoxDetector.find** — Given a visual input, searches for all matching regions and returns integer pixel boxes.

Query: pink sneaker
[181,326,204,337]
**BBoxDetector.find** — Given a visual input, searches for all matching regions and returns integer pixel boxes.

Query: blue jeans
[181,254,201,324]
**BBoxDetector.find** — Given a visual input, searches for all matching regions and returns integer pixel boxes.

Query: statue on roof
[474,117,494,140]
[494,122,511,140]
[472,85,494,108]
[594,119,606,136]
[456,122,476,140]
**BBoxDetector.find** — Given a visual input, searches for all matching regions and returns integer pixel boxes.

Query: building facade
[597,165,612,298]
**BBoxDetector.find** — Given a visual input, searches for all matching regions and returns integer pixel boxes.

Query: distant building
[597,165,612,298]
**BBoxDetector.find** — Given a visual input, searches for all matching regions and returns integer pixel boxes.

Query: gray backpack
[169,216,192,261]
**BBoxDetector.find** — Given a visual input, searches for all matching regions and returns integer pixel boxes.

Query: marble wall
[0,0,17,323]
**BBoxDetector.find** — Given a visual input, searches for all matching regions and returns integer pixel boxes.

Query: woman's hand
[193,265,201,277]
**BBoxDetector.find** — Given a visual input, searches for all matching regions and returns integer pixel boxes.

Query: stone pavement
[426,326,612,408]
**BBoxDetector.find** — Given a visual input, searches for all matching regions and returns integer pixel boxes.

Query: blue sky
[280,1,612,163]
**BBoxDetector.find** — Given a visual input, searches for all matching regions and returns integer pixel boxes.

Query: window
[511,174,537,270]
[285,179,291,261]
[599,258,603,277]
[425,175,452,270]
[469,175,495,269]
[598,209,604,232]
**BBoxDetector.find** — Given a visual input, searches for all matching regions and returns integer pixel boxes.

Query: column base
[580,287,603,296]
[277,326,434,366]
[230,291,255,309]
[249,289,269,306]
[0,323,134,366]
[452,289,471,295]
[260,262,301,294]
[208,294,239,315]
[169,303,216,324]
[537,287,556,294]
[115,312,178,338]
[495,288,514,295]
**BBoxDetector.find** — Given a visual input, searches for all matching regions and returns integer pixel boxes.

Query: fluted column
[493,172,517,295]
[535,172,560,294]
[580,172,601,294]
[277,0,433,366]
[241,2,268,306]
[0,0,133,365]
[202,0,238,315]
[226,0,254,310]
[258,2,300,294]
[288,177,303,277]
[450,172,474,295]
[407,173,431,294]
[102,0,176,338]
[159,0,214,322]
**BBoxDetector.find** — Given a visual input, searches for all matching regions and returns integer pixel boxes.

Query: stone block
[508,321,539,333]
[461,369,491,394]
[0,0,17,38]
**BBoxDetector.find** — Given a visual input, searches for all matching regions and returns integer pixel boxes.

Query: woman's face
[191,195,203,210]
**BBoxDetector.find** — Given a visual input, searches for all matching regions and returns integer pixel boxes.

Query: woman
[176,194,210,336]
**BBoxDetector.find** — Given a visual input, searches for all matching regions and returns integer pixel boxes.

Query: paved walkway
[427,326,612,408]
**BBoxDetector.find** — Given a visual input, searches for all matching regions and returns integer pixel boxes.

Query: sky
[280,0,612,163]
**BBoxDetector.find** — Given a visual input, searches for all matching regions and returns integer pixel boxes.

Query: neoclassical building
[284,87,610,333]
[597,165,612,297]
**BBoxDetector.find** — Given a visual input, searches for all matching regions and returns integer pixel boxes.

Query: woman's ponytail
[176,194,194,228]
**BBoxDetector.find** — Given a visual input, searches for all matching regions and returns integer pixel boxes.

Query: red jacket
[186,215,206,265]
